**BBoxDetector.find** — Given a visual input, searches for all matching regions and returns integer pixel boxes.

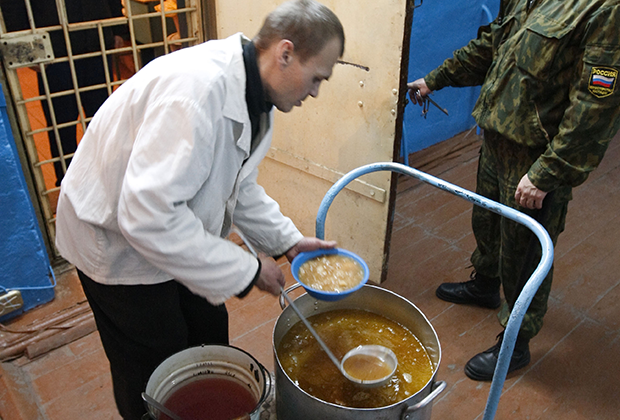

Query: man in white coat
[55,0,344,417]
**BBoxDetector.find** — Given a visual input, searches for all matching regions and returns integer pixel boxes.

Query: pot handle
[401,380,446,419]
[258,364,273,407]
[278,283,304,309]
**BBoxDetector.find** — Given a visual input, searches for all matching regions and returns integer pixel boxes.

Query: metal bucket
[144,344,271,420]
[273,284,445,420]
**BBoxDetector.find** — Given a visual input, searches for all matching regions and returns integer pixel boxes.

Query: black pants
[77,270,229,420]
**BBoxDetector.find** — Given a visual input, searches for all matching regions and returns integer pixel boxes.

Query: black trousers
[77,270,229,420]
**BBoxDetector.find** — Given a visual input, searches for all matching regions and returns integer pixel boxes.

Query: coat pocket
[515,17,573,80]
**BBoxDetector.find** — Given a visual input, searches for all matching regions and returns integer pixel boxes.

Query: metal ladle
[279,286,397,387]
[233,227,397,387]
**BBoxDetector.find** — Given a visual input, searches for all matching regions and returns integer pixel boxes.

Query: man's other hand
[407,78,431,105]
[284,237,337,262]
[254,255,285,296]
[515,174,548,209]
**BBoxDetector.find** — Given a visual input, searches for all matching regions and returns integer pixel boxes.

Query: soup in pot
[298,254,364,292]
[163,376,256,420]
[276,309,434,408]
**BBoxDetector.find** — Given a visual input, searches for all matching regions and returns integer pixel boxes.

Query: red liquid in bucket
[162,376,257,420]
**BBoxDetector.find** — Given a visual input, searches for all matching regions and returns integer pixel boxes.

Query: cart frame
[315,162,554,420]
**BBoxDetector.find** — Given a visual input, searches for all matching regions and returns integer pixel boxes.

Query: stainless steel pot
[273,284,445,420]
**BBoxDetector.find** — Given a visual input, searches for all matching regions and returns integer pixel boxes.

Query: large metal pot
[273,284,445,420]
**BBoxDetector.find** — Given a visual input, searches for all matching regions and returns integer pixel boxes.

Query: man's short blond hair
[254,0,345,62]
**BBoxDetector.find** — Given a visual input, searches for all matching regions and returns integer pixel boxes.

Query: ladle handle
[279,283,303,309]
[142,392,185,420]
[279,286,343,372]
[233,228,343,375]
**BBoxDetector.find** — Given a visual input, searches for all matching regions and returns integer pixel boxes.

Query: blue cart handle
[315,162,553,420]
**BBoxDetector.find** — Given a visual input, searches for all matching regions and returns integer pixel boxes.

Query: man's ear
[276,39,295,67]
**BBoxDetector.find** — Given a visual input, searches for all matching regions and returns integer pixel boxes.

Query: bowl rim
[290,247,369,298]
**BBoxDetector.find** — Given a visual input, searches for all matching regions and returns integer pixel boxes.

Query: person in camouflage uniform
[408,0,620,381]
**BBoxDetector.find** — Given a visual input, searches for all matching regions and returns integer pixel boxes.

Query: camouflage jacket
[425,0,620,191]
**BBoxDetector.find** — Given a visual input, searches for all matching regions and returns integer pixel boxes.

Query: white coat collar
[221,34,251,123]
[221,33,255,156]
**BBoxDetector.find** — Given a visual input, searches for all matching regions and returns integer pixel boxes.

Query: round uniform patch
[588,67,617,98]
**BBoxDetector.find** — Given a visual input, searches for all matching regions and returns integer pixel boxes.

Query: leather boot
[436,270,501,309]
[464,331,531,381]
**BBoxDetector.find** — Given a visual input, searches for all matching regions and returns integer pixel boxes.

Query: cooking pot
[144,344,271,420]
[273,284,445,420]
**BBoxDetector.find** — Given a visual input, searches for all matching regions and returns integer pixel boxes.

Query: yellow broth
[298,254,364,292]
[276,309,434,408]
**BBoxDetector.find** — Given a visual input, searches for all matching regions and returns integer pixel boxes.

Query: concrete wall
[403,0,499,154]
[0,82,54,322]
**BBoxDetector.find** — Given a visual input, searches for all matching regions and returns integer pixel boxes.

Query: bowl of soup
[291,248,369,301]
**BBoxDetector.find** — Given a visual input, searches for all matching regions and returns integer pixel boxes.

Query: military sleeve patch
[588,67,617,98]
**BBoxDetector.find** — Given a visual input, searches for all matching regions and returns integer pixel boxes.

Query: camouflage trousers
[470,131,572,340]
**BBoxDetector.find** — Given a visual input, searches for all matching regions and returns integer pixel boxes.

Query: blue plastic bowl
[290,248,369,301]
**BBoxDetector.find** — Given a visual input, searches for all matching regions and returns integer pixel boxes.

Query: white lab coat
[56,33,303,305]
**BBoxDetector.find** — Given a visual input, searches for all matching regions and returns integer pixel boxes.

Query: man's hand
[407,78,431,106]
[253,237,337,295]
[284,237,337,262]
[254,255,285,296]
[515,174,548,209]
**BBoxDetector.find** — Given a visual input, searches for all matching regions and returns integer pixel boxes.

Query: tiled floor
[386,130,620,420]
[1,74,619,419]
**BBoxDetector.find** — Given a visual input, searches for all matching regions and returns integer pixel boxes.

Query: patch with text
[588,67,617,98]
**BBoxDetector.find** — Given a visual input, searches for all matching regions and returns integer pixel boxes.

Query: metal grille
[0,0,204,259]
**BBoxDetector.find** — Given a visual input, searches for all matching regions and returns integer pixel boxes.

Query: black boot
[464,331,531,381]
[436,270,501,309]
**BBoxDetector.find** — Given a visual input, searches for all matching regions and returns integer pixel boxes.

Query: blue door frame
[0,81,55,322]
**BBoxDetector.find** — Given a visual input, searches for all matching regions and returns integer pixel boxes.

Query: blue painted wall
[0,82,55,322]
[403,0,499,154]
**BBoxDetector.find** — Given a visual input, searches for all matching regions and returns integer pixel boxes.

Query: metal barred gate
[0,0,207,260]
